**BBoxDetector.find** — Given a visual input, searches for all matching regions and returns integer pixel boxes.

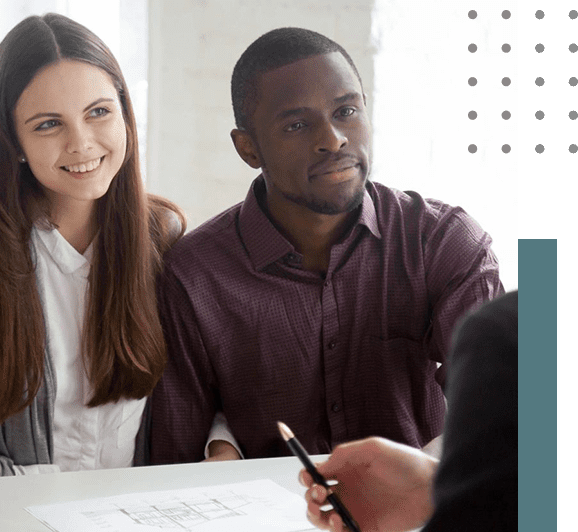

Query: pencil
[277,421,361,532]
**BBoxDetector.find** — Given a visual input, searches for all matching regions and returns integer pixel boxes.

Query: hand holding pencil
[290,433,439,532]
[278,422,361,531]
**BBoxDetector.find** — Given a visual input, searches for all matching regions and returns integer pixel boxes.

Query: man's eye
[35,119,59,131]
[338,107,355,117]
[286,121,306,132]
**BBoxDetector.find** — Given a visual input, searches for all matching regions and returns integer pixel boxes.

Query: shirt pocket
[350,335,443,445]
[349,336,423,410]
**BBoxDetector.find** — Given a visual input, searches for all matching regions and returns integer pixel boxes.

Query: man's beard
[262,161,369,215]
[254,135,371,215]
[278,184,366,214]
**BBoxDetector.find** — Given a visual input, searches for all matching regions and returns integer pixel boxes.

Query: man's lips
[313,164,358,176]
[309,157,360,178]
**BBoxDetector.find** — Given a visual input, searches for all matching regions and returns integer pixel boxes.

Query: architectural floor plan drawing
[91,490,251,529]
[27,479,317,532]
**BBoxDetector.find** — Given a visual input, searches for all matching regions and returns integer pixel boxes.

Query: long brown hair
[0,14,185,422]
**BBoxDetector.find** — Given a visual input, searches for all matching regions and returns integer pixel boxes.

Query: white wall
[371,1,519,290]
[147,0,517,291]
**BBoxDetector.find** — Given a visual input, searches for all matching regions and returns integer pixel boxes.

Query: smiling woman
[14,60,128,251]
[0,13,191,476]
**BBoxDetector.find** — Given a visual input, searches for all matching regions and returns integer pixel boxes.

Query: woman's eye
[286,121,306,132]
[35,119,59,131]
[89,107,110,118]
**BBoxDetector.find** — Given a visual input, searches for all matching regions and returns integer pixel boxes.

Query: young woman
[0,13,238,475]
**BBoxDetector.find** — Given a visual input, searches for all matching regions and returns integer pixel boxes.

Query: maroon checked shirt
[149,176,504,463]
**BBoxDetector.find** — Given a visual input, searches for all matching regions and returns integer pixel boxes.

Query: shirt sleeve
[0,455,18,476]
[149,262,219,465]
[13,464,61,475]
[0,449,60,476]
[0,393,55,476]
[424,207,505,388]
[203,411,244,459]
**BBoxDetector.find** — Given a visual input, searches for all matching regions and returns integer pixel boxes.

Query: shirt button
[332,402,340,413]
[287,253,296,261]
[328,341,336,349]
[324,280,330,287]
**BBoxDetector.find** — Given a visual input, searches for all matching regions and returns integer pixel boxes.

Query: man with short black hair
[149,27,504,463]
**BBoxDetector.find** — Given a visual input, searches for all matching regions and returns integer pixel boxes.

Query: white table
[0,456,315,531]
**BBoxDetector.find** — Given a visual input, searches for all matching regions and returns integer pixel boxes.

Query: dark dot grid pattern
[502,10,511,19]
[535,77,545,86]
[502,43,511,53]
[570,43,578,53]
[502,111,511,120]
[502,77,511,86]
[570,77,578,86]
[468,10,477,19]
[536,43,545,53]
[570,111,578,120]
[148,181,502,461]
[536,111,545,120]
[570,144,578,153]
[468,144,477,153]
[536,10,545,19]
[502,144,511,153]
[468,111,477,120]
[468,77,477,86]
[571,10,578,19]
[468,43,477,52]
[536,144,545,154]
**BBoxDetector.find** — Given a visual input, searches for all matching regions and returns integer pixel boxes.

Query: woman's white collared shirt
[31,226,146,473]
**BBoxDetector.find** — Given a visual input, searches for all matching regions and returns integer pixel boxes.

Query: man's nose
[314,121,348,153]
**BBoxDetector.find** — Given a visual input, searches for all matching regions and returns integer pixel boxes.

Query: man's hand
[204,439,241,462]
[300,437,438,532]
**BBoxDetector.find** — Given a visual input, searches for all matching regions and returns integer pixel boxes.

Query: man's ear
[230,129,262,169]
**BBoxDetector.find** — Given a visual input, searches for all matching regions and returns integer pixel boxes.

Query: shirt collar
[239,176,382,271]
[33,225,93,275]
[357,182,382,240]
[239,176,295,271]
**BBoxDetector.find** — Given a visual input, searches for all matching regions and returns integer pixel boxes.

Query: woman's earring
[19,156,26,163]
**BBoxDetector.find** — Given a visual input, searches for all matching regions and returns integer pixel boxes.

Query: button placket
[321,275,346,442]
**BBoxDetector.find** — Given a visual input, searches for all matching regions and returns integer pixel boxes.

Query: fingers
[305,484,347,532]
[305,484,334,531]
[300,468,319,487]
[307,500,346,532]
[328,512,345,532]
[305,484,328,504]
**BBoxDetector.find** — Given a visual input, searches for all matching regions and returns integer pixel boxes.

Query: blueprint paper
[26,479,317,532]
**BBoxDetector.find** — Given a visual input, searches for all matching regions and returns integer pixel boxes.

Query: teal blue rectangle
[518,239,556,531]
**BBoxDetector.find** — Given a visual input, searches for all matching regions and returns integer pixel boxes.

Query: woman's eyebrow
[24,97,115,124]
[24,111,61,125]
[82,97,115,112]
